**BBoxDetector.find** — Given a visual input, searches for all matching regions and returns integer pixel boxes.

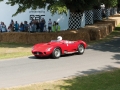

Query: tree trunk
[68,12,85,29]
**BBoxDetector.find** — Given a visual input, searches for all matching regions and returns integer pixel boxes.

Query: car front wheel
[52,48,61,59]
[77,44,85,54]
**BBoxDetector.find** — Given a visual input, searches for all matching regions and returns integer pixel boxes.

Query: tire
[77,44,85,54]
[52,48,61,59]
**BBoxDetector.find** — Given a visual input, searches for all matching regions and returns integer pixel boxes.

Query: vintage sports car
[32,36,87,59]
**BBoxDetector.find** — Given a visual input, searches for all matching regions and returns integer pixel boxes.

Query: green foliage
[47,1,68,15]
[100,0,118,7]
[0,0,118,16]
[62,0,99,12]
[3,0,100,16]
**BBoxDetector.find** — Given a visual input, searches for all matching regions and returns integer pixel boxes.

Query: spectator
[43,25,47,32]
[19,22,24,32]
[1,22,7,32]
[36,20,40,32]
[39,19,45,32]
[100,3,105,9]
[42,18,46,24]
[8,24,14,32]
[100,3,106,18]
[32,21,37,32]
[30,18,34,24]
[0,22,2,32]
[48,19,52,32]
[29,22,34,33]
[56,22,60,31]
[14,21,19,32]
[52,21,57,32]
[10,19,14,31]
[24,21,29,32]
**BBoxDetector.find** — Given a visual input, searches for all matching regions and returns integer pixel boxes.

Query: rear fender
[78,41,87,48]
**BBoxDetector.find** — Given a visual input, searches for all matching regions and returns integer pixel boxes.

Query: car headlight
[46,47,52,51]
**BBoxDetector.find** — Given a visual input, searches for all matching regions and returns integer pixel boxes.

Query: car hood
[33,42,62,51]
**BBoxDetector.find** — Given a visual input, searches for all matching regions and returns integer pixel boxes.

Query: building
[0,0,69,30]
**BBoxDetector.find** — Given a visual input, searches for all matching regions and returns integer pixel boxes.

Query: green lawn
[0,43,33,59]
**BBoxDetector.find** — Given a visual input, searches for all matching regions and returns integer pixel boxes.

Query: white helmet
[57,36,62,41]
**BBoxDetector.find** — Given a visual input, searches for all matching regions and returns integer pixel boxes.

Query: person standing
[24,21,29,32]
[39,19,45,32]
[36,20,40,32]
[48,19,52,32]
[14,21,19,32]
[56,22,60,31]
[0,22,2,32]
[29,22,34,33]
[10,19,14,31]
[1,22,7,32]
[100,3,106,18]
[52,21,56,32]
[19,22,24,32]
[8,24,14,32]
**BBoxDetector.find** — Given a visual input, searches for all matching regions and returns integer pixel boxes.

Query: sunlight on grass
[0,43,33,60]
[0,69,120,90]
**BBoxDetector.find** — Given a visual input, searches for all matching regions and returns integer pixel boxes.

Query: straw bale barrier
[0,16,120,44]
[0,32,28,44]
[0,30,90,44]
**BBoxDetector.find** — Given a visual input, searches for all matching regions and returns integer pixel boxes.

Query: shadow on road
[87,37,120,61]
[57,65,120,90]
[111,54,120,60]
[28,53,80,60]
[87,38,120,53]
[28,56,51,60]
[76,65,119,75]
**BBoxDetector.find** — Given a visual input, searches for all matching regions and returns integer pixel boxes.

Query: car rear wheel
[77,44,85,54]
[52,48,61,59]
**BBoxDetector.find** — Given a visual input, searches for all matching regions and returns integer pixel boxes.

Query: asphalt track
[0,37,120,88]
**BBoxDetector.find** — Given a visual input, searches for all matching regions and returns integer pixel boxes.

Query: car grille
[34,52,43,55]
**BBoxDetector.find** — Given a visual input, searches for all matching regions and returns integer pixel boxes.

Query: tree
[1,0,98,16]
[100,0,118,8]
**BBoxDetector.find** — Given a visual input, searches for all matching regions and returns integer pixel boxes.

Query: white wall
[0,0,69,30]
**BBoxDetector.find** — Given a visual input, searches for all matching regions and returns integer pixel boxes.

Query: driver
[57,36,62,41]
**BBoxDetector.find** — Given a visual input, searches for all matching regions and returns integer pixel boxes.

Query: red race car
[32,36,87,59]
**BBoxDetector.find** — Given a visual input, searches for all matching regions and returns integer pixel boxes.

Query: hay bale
[82,26,101,40]
[0,33,2,42]
[87,29,101,40]
[0,32,28,44]
[27,31,90,44]
[96,20,116,29]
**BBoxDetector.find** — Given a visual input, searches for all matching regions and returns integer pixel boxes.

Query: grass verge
[0,68,120,90]
[0,43,33,60]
